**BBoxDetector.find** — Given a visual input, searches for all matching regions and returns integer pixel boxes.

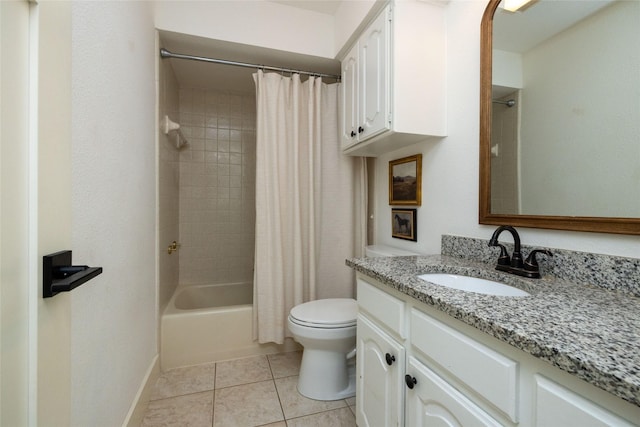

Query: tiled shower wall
[178,89,256,285]
[158,52,180,312]
[490,92,519,214]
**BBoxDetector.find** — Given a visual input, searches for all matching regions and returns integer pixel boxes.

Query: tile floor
[141,351,357,427]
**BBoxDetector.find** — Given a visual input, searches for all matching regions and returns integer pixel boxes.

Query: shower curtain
[252,70,366,344]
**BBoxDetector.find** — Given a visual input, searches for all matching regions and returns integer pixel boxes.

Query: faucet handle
[524,249,553,272]
[493,244,511,266]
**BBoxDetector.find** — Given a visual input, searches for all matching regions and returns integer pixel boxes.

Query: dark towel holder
[43,250,102,298]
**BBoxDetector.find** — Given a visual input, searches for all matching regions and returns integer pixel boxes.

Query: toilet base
[296,349,356,401]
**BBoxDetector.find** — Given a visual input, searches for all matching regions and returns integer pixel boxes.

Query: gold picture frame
[389,154,422,205]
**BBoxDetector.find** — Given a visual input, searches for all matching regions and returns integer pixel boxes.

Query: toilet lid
[289,298,357,328]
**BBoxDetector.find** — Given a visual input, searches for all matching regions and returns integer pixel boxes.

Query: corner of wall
[122,355,160,427]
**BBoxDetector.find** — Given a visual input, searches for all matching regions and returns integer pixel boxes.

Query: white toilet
[288,245,419,401]
[288,298,358,400]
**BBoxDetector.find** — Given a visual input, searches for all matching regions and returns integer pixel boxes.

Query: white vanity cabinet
[356,275,640,427]
[356,275,406,426]
[340,1,446,157]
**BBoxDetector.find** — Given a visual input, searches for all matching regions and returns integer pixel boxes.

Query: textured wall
[70,2,157,425]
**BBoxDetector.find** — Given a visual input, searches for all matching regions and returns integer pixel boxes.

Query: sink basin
[417,274,530,297]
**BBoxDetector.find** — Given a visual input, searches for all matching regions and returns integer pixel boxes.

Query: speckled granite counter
[346,254,640,407]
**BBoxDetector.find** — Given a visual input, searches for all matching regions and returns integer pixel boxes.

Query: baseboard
[122,354,160,427]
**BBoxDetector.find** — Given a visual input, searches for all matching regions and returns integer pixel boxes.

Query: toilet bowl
[287,298,357,401]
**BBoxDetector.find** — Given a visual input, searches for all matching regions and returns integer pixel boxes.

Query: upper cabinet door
[359,7,390,141]
[341,43,359,150]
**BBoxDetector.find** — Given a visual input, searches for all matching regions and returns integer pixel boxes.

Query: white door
[356,314,405,427]
[359,6,390,141]
[341,42,359,149]
[1,2,73,425]
[1,2,32,425]
[405,357,502,427]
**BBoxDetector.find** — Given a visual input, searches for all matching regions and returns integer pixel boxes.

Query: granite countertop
[346,254,640,408]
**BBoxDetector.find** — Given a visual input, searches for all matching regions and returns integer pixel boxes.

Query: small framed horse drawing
[391,208,417,241]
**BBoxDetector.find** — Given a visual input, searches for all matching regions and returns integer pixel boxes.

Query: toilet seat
[289,298,357,329]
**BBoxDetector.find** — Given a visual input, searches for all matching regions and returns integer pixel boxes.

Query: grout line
[211,362,216,427]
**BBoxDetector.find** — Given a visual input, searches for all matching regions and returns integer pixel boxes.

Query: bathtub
[161,282,299,369]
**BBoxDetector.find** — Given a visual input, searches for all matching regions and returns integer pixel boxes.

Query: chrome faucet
[488,226,552,279]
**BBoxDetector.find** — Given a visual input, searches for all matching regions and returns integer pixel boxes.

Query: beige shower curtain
[252,70,366,344]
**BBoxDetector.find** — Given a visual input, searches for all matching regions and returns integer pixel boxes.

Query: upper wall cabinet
[341,1,447,157]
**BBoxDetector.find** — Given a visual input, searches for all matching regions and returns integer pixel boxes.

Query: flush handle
[43,250,102,298]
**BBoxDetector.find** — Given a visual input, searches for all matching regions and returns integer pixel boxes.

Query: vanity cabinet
[356,314,404,426]
[340,1,446,157]
[356,274,640,427]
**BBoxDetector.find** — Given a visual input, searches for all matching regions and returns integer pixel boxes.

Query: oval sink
[418,274,530,297]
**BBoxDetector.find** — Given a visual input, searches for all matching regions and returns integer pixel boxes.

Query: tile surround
[178,88,256,286]
[141,351,356,426]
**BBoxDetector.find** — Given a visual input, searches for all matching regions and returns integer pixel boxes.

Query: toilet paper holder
[43,250,103,298]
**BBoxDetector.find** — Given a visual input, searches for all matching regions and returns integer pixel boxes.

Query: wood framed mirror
[479,0,640,235]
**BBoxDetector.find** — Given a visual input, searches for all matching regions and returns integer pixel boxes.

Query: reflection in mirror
[479,0,640,234]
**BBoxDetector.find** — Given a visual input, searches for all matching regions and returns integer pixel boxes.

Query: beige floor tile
[267,351,302,378]
[141,391,213,427]
[151,363,216,400]
[213,379,284,427]
[216,355,273,389]
[259,423,287,427]
[274,376,346,420]
[345,396,355,407]
[285,407,356,427]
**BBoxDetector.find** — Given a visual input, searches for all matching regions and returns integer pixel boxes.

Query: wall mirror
[479,0,640,235]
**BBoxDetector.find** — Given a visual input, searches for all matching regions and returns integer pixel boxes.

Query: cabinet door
[405,357,503,427]
[359,6,390,141]
[341,42,359,149]
[356,314,405,427]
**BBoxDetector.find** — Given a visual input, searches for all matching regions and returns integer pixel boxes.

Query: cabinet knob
[385,353,395,366]
[358,126,364,134]
[350,130,356,137]
[405,375,417,389]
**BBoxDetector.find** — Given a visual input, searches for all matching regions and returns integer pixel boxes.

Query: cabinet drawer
[410,307,518,422]
[357,279,406,339]
[534,375,636,427]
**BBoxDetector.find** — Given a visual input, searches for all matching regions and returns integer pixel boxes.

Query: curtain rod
[160,48,341,80]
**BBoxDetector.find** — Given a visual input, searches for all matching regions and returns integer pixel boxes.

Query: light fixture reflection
[500,0,536,12]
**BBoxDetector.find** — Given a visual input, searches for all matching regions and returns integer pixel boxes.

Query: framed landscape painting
[389,154,422,206]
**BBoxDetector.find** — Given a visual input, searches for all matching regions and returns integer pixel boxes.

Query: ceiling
[270,0,343,15]
[160,1,343,93]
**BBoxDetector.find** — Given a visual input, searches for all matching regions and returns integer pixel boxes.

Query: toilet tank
[365,245,419,257]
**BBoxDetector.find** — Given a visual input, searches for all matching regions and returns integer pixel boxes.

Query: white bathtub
[161,282,299,369]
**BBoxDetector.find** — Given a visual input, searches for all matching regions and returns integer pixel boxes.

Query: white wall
[70,2,157,425]
[373,0,639,259]
[154,0,336,59]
